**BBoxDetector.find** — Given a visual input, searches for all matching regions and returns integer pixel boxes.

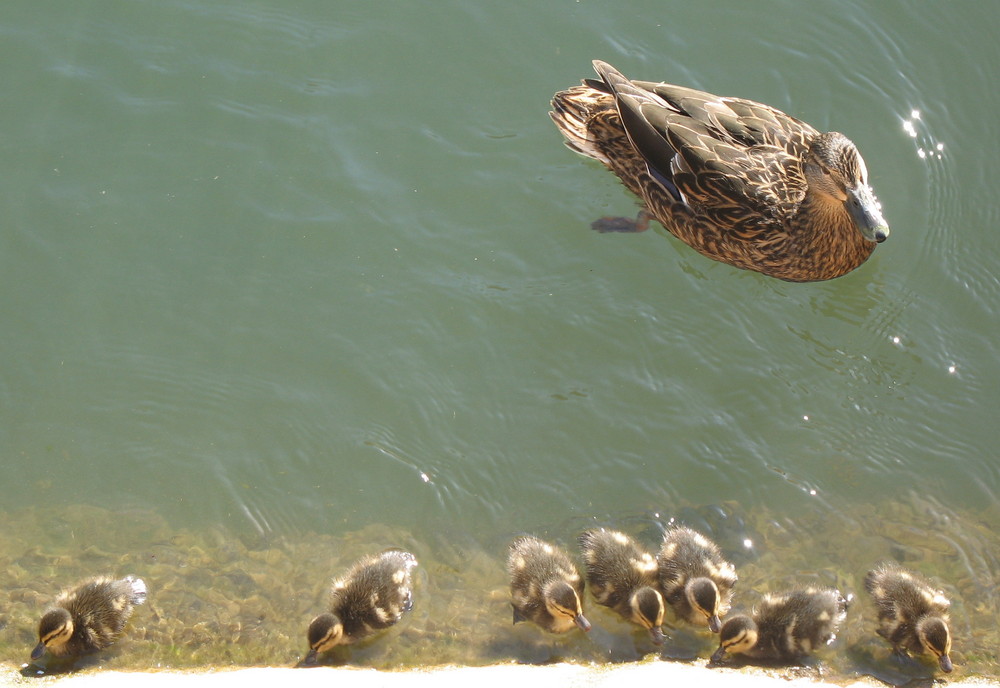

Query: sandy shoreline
[3,662,996,688]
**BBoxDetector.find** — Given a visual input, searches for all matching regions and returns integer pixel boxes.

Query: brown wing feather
[605,70,813,234]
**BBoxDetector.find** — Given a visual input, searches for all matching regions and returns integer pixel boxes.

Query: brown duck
[31,575,147,660]
[507,535,591,634]
[578,528,665,644]
[305,549,417,664]
[657,525,737,632]
[550,60,889,282]
[711,587,849,664]
[865,562,954,673]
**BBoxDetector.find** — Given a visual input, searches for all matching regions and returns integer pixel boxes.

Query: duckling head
[543,580,591,632]
[918,616,953,673]
[31,608,74,660]
[687,577,722,632]
[711,615,758,663]
[630,586,665,644]
[305,612,344,664]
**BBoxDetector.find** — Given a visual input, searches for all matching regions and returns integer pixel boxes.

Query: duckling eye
[557,604,575,618]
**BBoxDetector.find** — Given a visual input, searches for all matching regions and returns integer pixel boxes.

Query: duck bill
[939,654,953,673]
[649,626,665,645]
[708,614,721,634]
[30,642,46,661]
[303,648,319,666]
[847,184,889,243]
[574,613,592,632]
[710,645,728,664]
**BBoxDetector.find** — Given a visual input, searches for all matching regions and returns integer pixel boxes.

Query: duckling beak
[649,626,665,645]
[303,648,319,666]
[939,654,953,673]
[710,645,728,664]
[574,613,592,632]
[30,642,45,661]
[708,614,721,634]
[847,183,889,243]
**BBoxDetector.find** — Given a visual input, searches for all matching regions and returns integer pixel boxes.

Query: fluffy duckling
[508,535,591,634]
[31,575,147,660]
[305,549,417,663]
[711,587,849,664]
[579,528,665,644]
[657,526,737,632]
[865,562,953,673]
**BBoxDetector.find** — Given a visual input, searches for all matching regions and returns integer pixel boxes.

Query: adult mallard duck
[578,528,665,644]
[711,587,849,664]
[550,60,889,282]
[507,535,591,634]
[865,562,953,673]
[31,575,147,660]
[305,549,417,663]
[657,526,737,632]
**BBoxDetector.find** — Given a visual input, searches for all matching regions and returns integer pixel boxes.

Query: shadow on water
[0,496,997,682]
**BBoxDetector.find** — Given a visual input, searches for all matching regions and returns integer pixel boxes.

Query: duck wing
[591,60,816,232]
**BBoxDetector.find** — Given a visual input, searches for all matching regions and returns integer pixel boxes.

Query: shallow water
[2,499,998,682]
[2,0,999,682]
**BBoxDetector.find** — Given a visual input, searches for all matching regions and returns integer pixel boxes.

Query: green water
[2,0,998,682]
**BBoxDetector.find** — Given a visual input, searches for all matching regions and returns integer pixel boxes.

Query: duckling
[657,526,737,632]
[579,528,665,644]
[711,587,849,664]
[31,575,147,660]
[305,549,417,663]
[507,535,591,634]
[865,562,953,673]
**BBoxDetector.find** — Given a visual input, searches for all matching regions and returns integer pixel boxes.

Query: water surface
[2,0,998,682]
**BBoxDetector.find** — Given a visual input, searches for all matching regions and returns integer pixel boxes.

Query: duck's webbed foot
[890,647,911,663]
[591,208,651,233]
